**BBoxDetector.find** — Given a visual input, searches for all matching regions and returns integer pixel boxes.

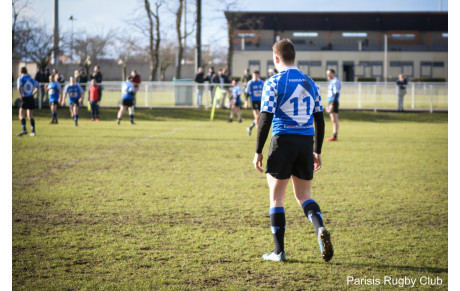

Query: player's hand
[253,153,264,173]
[313,152,322,172]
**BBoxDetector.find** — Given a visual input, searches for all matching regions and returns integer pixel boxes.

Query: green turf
[12,108,448,290]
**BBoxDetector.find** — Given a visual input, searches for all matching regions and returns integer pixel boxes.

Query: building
[225,11,448,81]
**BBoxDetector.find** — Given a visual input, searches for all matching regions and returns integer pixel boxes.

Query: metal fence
[12,81,448,112]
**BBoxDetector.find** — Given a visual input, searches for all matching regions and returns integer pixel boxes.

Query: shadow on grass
[12,108,447,123]
[284,259,447,274]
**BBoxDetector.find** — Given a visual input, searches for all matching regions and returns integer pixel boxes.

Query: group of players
[15,67,141,136]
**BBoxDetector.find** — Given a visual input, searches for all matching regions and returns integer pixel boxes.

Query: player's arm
[253,112,274,173]
[313,111,325,172]
[18,86,23,99]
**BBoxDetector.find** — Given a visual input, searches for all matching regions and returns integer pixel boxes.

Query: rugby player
[117,78,135,125]
[17,67,40,136]
[46,75,62,124]
[325,69,341,141]
[253,39,333,262]
[62,77,84,127]
[227,79,242,123]
[245,71,264,136]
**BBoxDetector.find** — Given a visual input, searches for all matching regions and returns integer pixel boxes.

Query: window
[293,32,318,38]
[420,62,432,77]
[371,62,383,77]
[342,32,367,38]
[402,62,414,77]
[248,60,260,73]
[237,33,255,39]
[442,33,448,38]
[298,61,322,75]
[391,34,416,40]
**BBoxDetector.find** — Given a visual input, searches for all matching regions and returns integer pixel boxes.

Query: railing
[12,81,448,112]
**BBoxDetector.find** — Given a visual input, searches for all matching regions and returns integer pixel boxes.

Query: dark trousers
[90,101,100,118]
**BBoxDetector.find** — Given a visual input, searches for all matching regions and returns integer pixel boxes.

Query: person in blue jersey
[325,69,341,141]
[253,39,333,262]
[16,67,40,136]
[45,75,62,124]
[117,78,136,125]
[227,79,242,123]
[245,71,264,136]
[62,77,84,127]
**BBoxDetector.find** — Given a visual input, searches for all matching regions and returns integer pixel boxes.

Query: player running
[227,79,242,123]
[253,39,333,262]
[16,67,40,136]
[117,78,135,125]
[245,71,264,136]
[62,77,84,127]
[46,75,62,124]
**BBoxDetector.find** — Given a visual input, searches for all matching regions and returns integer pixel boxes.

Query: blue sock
[270,207,286,254]
[302,199,324,235]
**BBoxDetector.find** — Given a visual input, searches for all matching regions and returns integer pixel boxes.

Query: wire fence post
[430,85,433,113]
[374,84,377,112]
[411,83,415,109]
[358,82,362,108]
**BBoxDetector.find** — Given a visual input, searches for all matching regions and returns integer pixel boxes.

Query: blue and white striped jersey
[327,77,341,102]
[17,75,39,98]
[261,66,323,136]
[64,84,84,101]
[122,81,135,100]
[245,79,264,101]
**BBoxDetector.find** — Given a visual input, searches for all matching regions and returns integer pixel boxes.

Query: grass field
[12,108,448,290]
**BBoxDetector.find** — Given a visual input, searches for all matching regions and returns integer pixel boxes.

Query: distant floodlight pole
[196,0,201,70]
[383,33,388,82]
[69,15,76,62]
[53,0,59,67]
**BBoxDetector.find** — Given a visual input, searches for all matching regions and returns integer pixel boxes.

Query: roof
[224,11,448,31]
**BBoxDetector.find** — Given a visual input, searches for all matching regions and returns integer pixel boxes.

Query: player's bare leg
[292,175,333,262]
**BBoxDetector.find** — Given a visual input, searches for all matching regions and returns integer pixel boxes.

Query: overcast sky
[19,0,449,51]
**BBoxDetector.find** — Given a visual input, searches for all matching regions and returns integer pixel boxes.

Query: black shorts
[252,100,261,110]
[49,101,59,106]
[329,101,339,113]
[266,135,314,180]
[20,97,35,110]
[70,99,80,107]
[234,100,242,108]
[122,99,134,107]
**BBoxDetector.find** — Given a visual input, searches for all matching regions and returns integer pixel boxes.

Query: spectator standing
[90,65,103,100]
[88,79,101,121]
[241,69,252,107]
[194,67,205,107]
[396,74,408,112]
[75,69,88,105]
[129,70,142,110]
[205,67,216,104]
[16,67,40,136]
[45,75,62,124]
[34,68,46,106]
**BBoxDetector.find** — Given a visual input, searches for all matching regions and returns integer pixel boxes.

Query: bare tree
[73,32,113,77]
[12,0,30,58]
[142,0,164,81]
[174,0,195,79]
[113,34,140,80]
[225,10,264,75]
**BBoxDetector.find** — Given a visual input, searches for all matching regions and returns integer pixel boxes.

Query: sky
[18,0,449,52]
